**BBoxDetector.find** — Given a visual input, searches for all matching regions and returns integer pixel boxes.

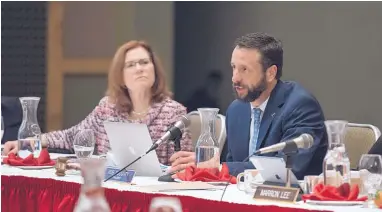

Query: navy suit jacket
[224,80,328,180]
[1,96,22,144]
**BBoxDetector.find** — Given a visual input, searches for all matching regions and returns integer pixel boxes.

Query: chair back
[344,123,381,169]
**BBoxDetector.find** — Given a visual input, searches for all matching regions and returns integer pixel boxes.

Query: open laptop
[249,155,300,188]
[104,121,163,177]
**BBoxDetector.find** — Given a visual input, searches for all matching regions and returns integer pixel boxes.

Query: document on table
[137,181,223,192]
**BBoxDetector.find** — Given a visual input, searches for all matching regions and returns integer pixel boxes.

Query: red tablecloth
[1,175,330,212]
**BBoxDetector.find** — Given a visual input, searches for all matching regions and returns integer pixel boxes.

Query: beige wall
[60,2,174,128]
[175,2,382,129]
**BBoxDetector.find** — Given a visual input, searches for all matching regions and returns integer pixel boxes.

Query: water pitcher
[17,97,42,158]
[74,158,110,212]
[195,108,220,169]
[323,120,351,187]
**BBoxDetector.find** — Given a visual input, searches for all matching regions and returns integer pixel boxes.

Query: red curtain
[1,176,331,212]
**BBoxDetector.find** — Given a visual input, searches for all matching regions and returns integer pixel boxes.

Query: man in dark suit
[170,32,328,180]
[1,96,23,144]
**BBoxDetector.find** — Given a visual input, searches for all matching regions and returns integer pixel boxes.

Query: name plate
[104,166,135,183]
[253,185,299,203]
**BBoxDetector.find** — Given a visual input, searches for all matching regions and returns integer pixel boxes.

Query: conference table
[1,154,380,212]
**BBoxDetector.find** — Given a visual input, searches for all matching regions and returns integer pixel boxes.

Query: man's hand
[2,136,47,156]
[168,151,196,173]
[168,150,221,174]
[2,140,19,155]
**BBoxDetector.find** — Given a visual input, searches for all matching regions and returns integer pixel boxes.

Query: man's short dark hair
[234,32,283,79]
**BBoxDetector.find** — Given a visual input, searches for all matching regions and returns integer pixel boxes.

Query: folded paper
[104,166,135,183]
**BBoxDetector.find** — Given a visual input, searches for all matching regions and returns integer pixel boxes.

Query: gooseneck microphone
[253,133,314,155]
[219,133,314,201]
[147,116,191,152]
[219,152,256,201]
[104,115,191,182]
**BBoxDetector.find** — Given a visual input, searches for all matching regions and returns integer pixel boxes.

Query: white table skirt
[1,154,380,212]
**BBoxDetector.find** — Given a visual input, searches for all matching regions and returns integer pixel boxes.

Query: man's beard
[233,76,267,102]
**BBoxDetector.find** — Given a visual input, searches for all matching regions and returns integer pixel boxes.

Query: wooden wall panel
[46,2,174,131]
[46,2,64,131]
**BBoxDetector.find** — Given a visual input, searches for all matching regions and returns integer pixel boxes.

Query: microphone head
[173,115,191,129]
[299,133,314,149]
[181,115,191,127]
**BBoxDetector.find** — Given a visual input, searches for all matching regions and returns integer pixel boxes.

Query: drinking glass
[73,129,95,160]
[149,197,182,212]
[358,154,382,208]
[303,175,323,194]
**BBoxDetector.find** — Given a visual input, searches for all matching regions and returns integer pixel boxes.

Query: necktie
[249,108,262,155]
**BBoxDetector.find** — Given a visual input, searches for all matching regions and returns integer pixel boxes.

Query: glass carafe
[323,120,351,187]
[195,108,220,169]
[17,97,42,158]
[74,158,110,212]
